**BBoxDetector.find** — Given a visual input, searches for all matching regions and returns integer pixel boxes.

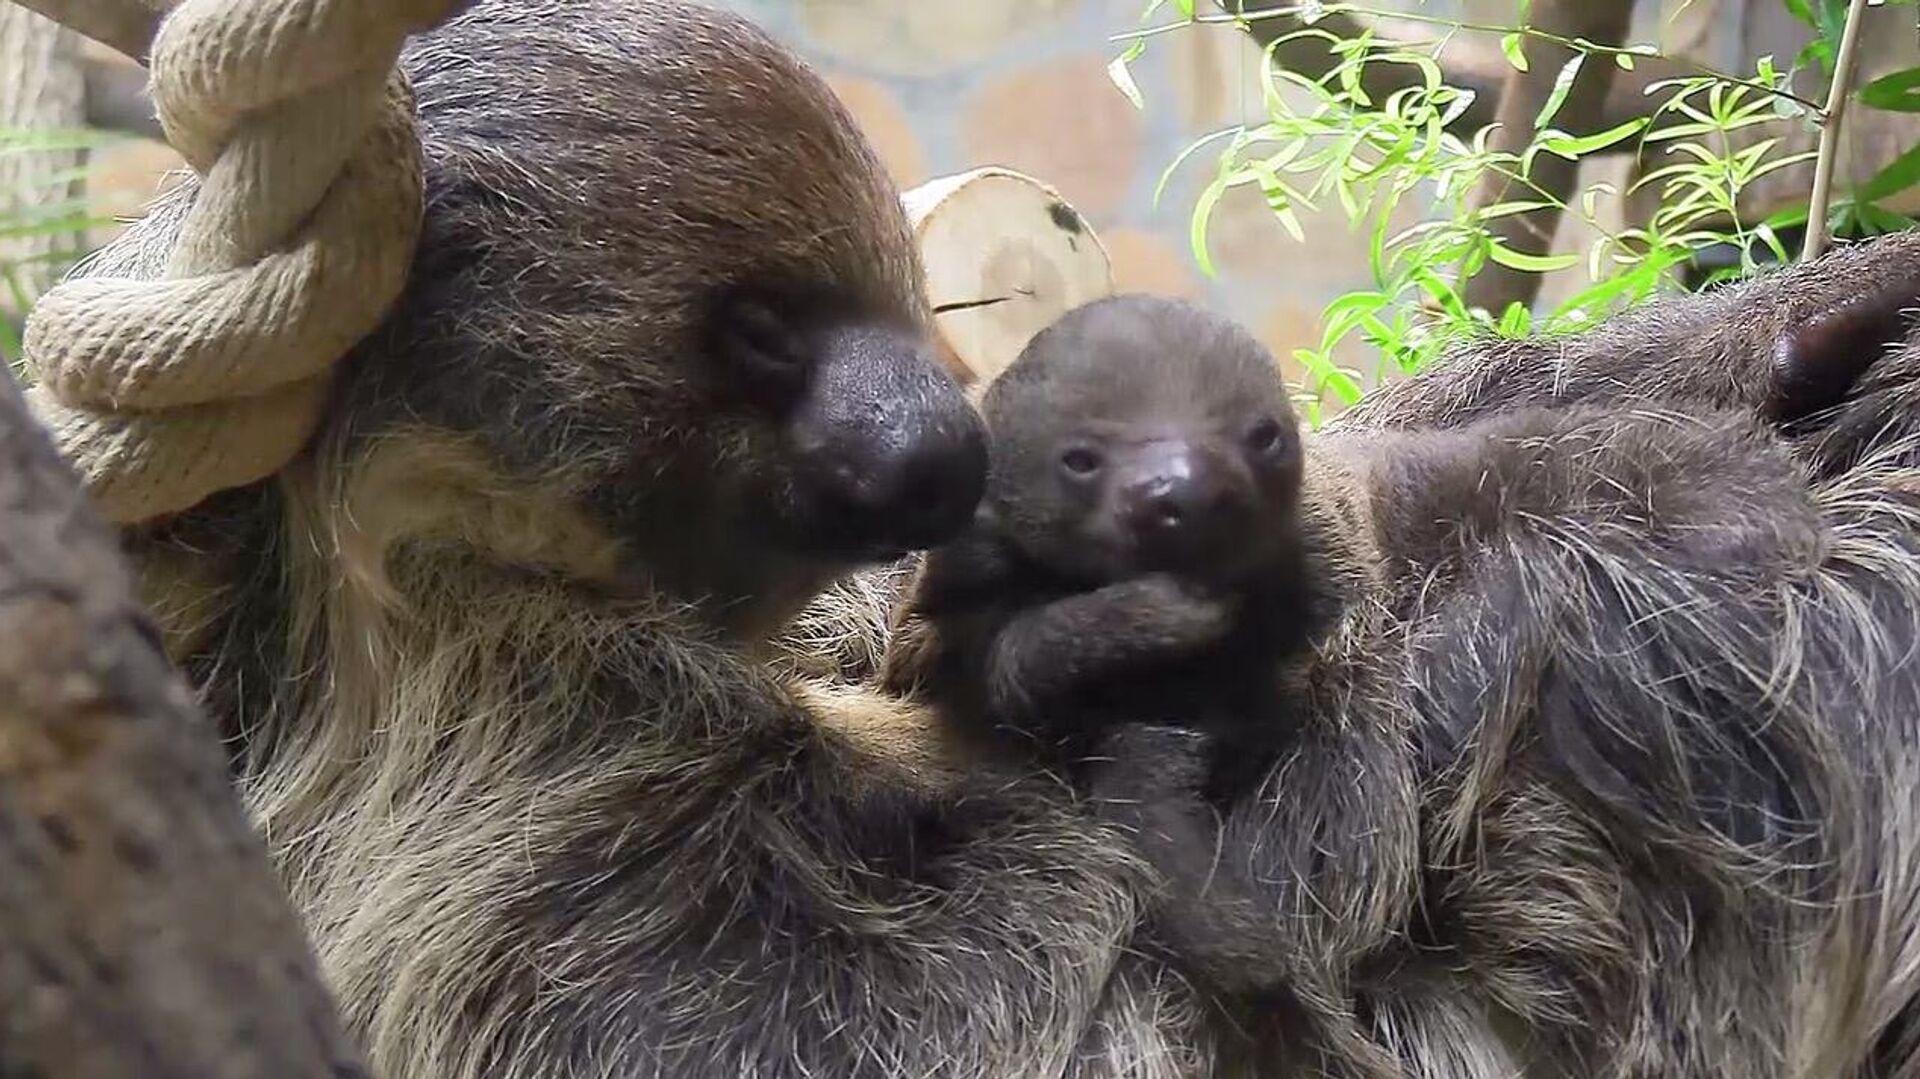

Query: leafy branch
[1112,0,1920,423]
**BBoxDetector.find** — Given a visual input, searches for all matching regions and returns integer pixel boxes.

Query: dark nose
[807,407,987,549]
[1120,442,1245,556]
[791,324,988,555]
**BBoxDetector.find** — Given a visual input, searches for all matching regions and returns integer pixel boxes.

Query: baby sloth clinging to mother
[881,292,1328,798]
[881,292,1399,1071]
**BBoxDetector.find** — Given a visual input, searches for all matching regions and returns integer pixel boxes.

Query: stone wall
[718,0,1383,392]
[70,2,1387,396]
[57,1,1904,406]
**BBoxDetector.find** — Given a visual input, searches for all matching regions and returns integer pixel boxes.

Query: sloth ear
[1768,268,1920,428]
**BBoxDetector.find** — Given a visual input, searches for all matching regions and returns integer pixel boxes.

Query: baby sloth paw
[1105,574,1239,654]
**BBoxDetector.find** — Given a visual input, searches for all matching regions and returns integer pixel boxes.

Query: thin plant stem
[1112,4,1826,113]
[1802,0,1872,261]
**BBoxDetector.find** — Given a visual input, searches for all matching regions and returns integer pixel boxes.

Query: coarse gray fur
[81,0,1920,1072]
[104,2,1222,1077]
[1137,234,1920,1077]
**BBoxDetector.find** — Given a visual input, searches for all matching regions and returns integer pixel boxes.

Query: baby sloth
[883,293,1319,795]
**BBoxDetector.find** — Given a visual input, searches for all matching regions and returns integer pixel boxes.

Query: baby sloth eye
[1059,447,1104,477]
[1245,417,1286,454]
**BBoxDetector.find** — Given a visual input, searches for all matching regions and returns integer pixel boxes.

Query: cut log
[905,167,1114,387]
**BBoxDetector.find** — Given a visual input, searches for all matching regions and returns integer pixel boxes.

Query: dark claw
[1768,273,1920,429]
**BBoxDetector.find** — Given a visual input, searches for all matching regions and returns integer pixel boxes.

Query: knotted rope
[20,0,469,523]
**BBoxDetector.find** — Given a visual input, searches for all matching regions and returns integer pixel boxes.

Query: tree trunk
[1,5,87,359]
[0,365,365,1076]
[1460,0,1635,316]
[6,0,164,65]
[1,5,87,287]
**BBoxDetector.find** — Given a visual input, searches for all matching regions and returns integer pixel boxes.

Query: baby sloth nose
[1120,441,1245,559]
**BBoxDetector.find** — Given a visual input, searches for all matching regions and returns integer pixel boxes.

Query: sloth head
[979,294,1305,587]
[320,0,984,634]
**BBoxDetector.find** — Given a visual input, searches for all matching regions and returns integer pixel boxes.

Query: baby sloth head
[980,294,1305,586]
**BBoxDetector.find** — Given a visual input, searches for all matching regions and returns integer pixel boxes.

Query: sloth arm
[981,575,1236,723]
[903,530,1236,726]
[330,585,1150,1079]
[1338,229,1920,432]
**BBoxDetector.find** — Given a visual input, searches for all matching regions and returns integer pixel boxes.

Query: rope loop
[24,0,470,523]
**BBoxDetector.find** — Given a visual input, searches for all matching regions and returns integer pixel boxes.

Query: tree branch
[8,0,166,65]
[0,368,365,1078]
[1462,0,1635,314]
[1803,0,1872,262]
[1219,1,1708,149]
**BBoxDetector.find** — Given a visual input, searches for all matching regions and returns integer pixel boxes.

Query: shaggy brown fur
[881,293,1398,1075]
[90,0,1920,1071]
[875,236,1920,1078]
[1157,237,1920,1077]
[882,294,1317,772]
[107,3,1223,1077]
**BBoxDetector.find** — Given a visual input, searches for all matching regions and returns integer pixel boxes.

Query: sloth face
[982,294,1304,586]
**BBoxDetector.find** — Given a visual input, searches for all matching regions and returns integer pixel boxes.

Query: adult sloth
[118,2,1213,1076]
[94,0,1920,1074]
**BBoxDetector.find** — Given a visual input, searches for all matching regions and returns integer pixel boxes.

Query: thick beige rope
[21,0,469,523]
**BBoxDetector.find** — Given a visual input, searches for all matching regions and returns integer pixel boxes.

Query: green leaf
[1760,202,1812,232]
[1537,116,1651,158]
[1436,85,1479,128]
[1496,301,1532,336]
[1614,51,1635,71]
[1189,174,1228,279]
[1295,346,1364,405]
[1548,258,1661,324]
[1844,201,1920,236]
[1486,240,1579,273]
[1476,199,1557,220]
[1412,267,1470,322]
[1151,126,1239,207]
[2,264,33,374]
[0,126,127,155]
[1795,37,1837,77]
[1171,0,1194,16]
[1815,0,1851,44]
[0,290,21,370]
[1535,53,1586,131]
[1500,32,1529,73]
[1850,141,1920,203]
[1752,221,1792,264]
[1860,66,1920,113]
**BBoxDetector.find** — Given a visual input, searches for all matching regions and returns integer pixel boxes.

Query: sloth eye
[707,287,815,410]
[1245,417,1285,453]
[1060,447,1103,477]
[727,300,809,373]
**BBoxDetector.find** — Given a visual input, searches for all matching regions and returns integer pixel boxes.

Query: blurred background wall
[23,1,1913,395]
